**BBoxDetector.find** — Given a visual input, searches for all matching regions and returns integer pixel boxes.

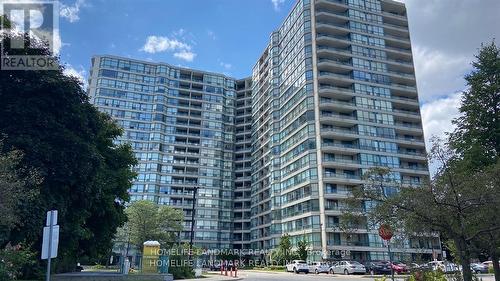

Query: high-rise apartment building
[88,0,441,262]
[88,60,242,250]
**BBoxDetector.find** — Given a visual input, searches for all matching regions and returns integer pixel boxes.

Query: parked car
[391,262,408,274]
[427,261,460,273]
[310,262,330,274]
[286,260,309,274]
[471,263,489,274]
[330,260,366,275]
[482,261,500,269]
[444,262,460,273]
[407,263,421,271]
[427,261,445,271]
[364,261,392,275]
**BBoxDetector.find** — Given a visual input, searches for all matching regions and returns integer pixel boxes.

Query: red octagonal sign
[378,224,393,241]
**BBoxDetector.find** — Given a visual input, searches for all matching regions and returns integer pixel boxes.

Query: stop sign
[378,224,393,240]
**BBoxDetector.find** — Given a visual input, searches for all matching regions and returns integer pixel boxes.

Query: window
[351,33,385,47]
[348,9,382,24]
[354,83,391,97]
[349,21,384,36]
[351,45,387,59]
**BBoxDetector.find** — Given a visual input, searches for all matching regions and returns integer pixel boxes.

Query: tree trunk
[460,257,473,281]
[456,238,473,281]
[492,250,500,281]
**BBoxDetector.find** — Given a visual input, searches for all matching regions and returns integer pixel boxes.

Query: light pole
[188,186,198,261]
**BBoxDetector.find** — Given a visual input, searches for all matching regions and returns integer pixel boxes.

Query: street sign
[46,210,58,226]
[42,210,59,281]
[378,224,394,241]
[41,225,59,259]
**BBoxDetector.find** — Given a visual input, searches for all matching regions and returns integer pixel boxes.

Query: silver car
[471,263,488,274]
[310,262,330,274]
[330,261,366,275]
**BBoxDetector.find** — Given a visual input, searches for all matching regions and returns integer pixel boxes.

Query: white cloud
[399,0,499,104]
[140,34,196,62]
[413,46,470,102]
[59,0,86,23]
[271,0,285,11]
[421,91,462,151]
[140,36,191,53]
[52,29,66,55]
[63,64,87,89]
[220,62,232,70]
[173,50,196,62]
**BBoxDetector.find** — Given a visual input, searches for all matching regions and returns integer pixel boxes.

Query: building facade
[88,58,242,250]
[88,0,441,262]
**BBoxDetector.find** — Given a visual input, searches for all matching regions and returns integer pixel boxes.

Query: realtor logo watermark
[1,1,59,70]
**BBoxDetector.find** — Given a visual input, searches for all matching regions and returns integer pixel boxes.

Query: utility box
[142,241,161,273]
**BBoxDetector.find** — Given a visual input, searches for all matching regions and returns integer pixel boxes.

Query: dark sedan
[364,261,393,275]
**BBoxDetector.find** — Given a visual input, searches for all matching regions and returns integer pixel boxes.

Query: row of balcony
[321,142,426,157]
[320,127,424,143]
[320,112,421,129]
[319,97,419,115]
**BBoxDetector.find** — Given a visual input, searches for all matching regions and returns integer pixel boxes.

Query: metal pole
[46,211,53,281]
[189,187,197,260]
[124,224,130,274]
[387,241,394,281]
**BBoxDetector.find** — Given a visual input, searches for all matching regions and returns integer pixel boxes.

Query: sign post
[42,210,59,281]
[378,224,394,281]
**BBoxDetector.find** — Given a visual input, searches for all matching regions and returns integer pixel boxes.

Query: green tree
[467,161,500,281]
[0,31,137,274]
[0,143,40,244]
[450,41,500,169]
[272,234,295,265]
[449,41,500,280]
[296,238,309,261]
[121,200,184,249]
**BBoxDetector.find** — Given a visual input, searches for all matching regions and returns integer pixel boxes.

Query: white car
[310,262,330,274]
[286,260,309,274]
[330,261,366,275]
[482,260,500,269]
[427,261,460,273]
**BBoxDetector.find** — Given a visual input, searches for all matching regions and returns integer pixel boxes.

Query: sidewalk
[183,272,244,281]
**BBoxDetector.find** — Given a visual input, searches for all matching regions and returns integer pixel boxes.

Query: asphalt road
[236,271,496,281]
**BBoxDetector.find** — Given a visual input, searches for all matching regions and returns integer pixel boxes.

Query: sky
[4,0,500,154]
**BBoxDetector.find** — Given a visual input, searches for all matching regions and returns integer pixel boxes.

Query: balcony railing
[321,112,357,120]
[321,142,426,157]
[318,84,419,103]
[324,172,362,180]
[320,127,425,143]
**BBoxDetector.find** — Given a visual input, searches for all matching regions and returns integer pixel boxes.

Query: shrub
[406,270,450,281]
[269,265,286,271]
[169,266,195,280]
[91,264,106,270]
[0,243,37,280]
[168,244,195,280]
